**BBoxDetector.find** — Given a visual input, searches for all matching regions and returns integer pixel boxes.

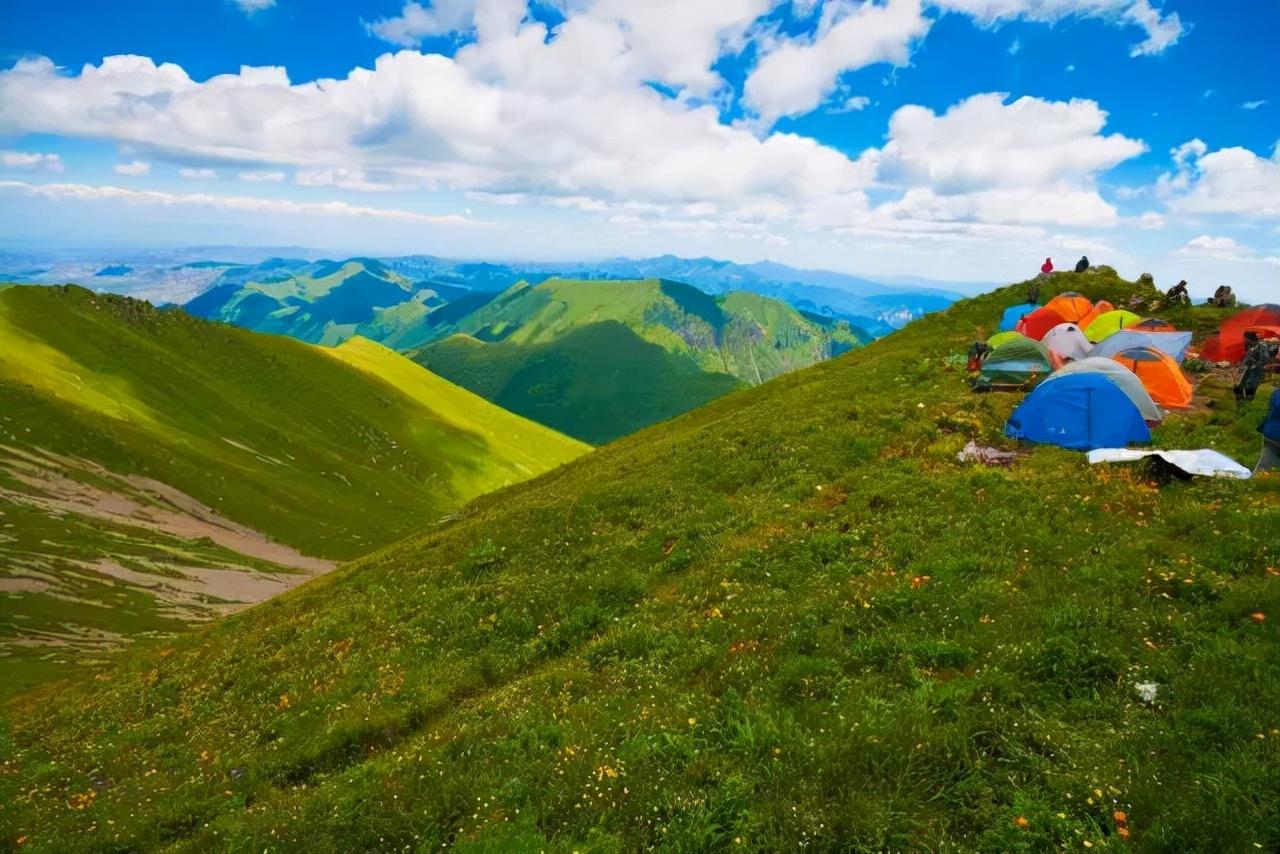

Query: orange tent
[1077,300,1115,331]
[1110,346,1194,409]
[1044,292,1094,324]
[1016,306,1067,341]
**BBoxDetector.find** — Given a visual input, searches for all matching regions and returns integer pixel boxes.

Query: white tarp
[1086,448,1251,479]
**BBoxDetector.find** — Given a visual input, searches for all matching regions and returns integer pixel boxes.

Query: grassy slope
[321,336,589,480]
[4,270,1279,852]
[414,323,746,444]
[0,286,588,687]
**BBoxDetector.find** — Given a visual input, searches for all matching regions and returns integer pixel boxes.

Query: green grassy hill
[184,259,434,346]
[0,285,587,689]
[4,270,1278,852]
[410,278,866,442]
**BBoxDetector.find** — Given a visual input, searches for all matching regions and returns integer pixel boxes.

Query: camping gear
[1016,306,1068,341]
[1084,309,1142,343]
[1077,300,1115,331]
[1110,346,1194,409]
[999,303,1040,332]
[987,330,1025,349]
[975,337,1054,390]
[1201,304,1280,363]
[1053,358,1163,423]
[1042,323,1092,361]
[1044,292,1094,324]
[958,440,1019,467]
[1087,449,1251,480]
[1006,372,1152,451]
[1089,329,1193,364]
[1132,318,1176,332]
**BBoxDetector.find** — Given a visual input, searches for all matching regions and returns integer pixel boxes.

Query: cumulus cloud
[114,160,151,176]
[1,150,63,171]
[1134,211,1165,229]
[867,93,1144,225]
[930,0,1184,57]
[744,0,930,123]
[365,0,490,46]
[0,179,475,226]
[178,167,218,179]
[0,8,1149,244]
[1159,139,1280,218]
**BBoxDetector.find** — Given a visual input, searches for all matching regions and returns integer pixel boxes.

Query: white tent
[1042,323,1092,361]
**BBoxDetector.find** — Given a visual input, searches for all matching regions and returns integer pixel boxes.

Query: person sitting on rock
[1074,256,1090,273]
[1040,257,1054,275]
[1236,332,1269,405]
[1166,280,1190,306]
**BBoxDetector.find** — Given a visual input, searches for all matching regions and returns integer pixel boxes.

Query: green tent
[1084,309,1142,343]
[986,330,1026,349]
[975,338,1054,390]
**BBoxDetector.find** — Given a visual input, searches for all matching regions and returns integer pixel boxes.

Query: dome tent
[975,337,1054,390]
[1006,372,1152,451]
[1016,306,1068,341]
[1110,346,1194,409]
[1042,323,1092,361]
[1077,300,1116,331]
[1053,358,1163,423]
[1132,318,1176,332]
[1201,304,1280,363]
[1090,329,1193,364]
[987,330,1027,349]
[1084,309,1142,343]
[1044,292,1094,324]
[999,303,1041,332]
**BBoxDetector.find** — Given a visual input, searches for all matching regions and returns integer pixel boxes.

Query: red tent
[1016,307,1068,341]
[1202,304,1280,362]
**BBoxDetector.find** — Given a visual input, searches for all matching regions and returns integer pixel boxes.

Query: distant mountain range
[0,248,964,334]
[184,260,873,442]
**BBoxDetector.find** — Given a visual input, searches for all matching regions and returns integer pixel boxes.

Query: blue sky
[0,0,1277,298]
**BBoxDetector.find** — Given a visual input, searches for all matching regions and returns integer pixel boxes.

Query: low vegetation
[3,270,1277,852]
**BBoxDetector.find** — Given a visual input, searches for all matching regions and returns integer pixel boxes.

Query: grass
[2,269,1278,852]
[0,285,587,689]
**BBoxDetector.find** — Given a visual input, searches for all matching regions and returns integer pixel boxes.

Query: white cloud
[1134,211,1165,229]
[232,0,276,13]
[835,95,872,112]
[366,0,489,46]
[0,179,475,226]
[1159,140,1280,218]
[239,170,285,182]
[114,160,151,176]
[1173,235,1279,267]
[1008,37,1022,54]
[178,167,218,179]
[744,0,930,123]
[873,93,1144,196]
[1,150,63,172]
[930,0,1184,57]
[1243,100,1267,110]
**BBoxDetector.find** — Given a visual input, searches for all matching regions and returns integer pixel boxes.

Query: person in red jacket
[1041,257,1054,275]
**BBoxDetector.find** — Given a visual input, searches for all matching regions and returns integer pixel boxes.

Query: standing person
[1041,257,1054,275]
[1236,331,1268,405]
[1074,256,1090,273]
[1257,387,1280,473]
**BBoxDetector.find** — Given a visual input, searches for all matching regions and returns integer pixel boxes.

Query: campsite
[977,267,1278,472]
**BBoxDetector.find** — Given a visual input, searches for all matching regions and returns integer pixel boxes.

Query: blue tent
[999,303,1040,332]
[1089,329,1193,364]
[1006,372,1152,451]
